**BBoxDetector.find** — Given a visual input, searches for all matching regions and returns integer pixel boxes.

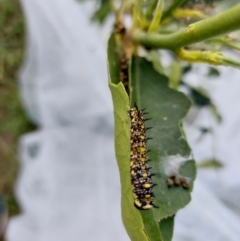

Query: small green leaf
[168,61,182,90]
[148,0,164,32]
[198,159,223,168]
[207,67,220,77]
[189,88,211,107]
[92,0,111,23]
[146,50,164,74]
[159,216,174,241]
[182,64,192,74]
[145,0,158,20]
[176,48,240,69]
[210,104,222,123]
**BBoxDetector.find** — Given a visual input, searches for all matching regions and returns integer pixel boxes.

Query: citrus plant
[101,1,240,240]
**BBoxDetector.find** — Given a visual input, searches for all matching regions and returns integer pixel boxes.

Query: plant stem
[145,0,158,19]
[173,8,207,20]
[148,0,164,32]
[132,4,240,51]
[176,48,240,68]
[116,0,128,22]
[208,37,240,51]
[162,0,188,21]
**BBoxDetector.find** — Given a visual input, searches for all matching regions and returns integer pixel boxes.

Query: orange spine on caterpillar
[127,103,158,210]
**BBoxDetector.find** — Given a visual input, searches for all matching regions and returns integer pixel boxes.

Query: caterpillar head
[134,199,156,210]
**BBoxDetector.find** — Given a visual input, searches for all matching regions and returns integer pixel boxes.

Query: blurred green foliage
[0,0,34,227]
[91,0,111,23]
[89,0,227,23]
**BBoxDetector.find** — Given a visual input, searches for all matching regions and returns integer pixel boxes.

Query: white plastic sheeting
[6,0,240,241]
[174,65,240,241]
[6,0,128,240]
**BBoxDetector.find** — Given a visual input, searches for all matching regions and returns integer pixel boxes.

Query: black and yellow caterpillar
[127,104,158,210]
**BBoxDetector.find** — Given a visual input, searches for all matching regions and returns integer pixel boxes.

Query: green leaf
[145,0,158,20]
[207,67,220,77]
[129,57,196,240]
[107,33,149,241]
[198,159,223,168]
[92,0,111,23]
[210,104,222,123]
[182,64,192,74]
[168,61,182,90]
[146,50,164,74]
[159,216,174,241]
[189,88,211,107]
[148,0,164,32]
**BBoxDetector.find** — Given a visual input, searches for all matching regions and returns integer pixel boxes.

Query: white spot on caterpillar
[163,117,168,121]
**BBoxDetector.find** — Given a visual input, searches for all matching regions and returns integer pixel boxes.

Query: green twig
[145,0,158,19]
[148,0,164,32]
[162,0,188,21]
[208,37,240,51]
[116,0,128,22]
[132,4,240,51]
[133,0,147,28]
[173,8,207,20]
[176,48,240,68]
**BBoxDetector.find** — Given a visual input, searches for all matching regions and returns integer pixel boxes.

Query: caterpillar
[119,51,129,94]
[127,104,158,210]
